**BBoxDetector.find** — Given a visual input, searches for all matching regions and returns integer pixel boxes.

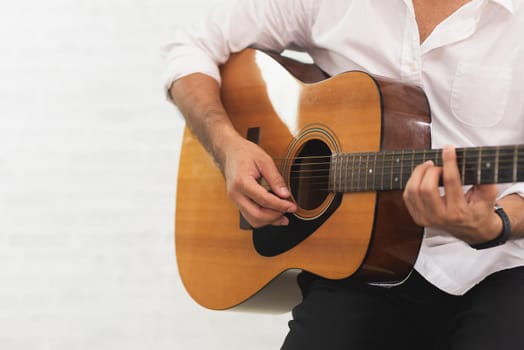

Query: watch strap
[471,205,511,250]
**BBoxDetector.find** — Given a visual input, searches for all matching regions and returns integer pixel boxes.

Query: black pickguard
[252,193,343,257]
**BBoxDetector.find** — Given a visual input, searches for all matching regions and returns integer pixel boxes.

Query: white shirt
[164,0,524,295]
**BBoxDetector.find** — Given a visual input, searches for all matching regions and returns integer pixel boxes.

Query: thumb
[267,171,292,199]
[467,184,498,204]
[256,158,291,199]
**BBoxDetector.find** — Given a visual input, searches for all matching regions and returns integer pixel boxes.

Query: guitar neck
[329,145,524,192]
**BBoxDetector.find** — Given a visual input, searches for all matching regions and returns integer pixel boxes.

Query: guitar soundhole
[290,139,331,211]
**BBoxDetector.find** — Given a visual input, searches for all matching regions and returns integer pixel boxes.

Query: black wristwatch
[470,205,511,250]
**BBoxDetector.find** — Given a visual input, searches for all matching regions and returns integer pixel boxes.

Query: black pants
[281,266,524,350]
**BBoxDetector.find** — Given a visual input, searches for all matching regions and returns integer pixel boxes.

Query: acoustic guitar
[175,49,524,313]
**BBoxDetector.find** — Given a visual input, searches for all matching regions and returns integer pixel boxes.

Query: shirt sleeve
[499,183,524,201]
[162,0,318,98]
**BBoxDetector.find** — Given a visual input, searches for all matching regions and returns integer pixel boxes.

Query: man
[164,1,524,348]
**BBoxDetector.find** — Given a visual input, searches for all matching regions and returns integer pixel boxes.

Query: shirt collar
[486,0,516,12]
[403,0,517,14]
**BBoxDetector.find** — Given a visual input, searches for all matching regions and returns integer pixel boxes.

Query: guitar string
[273,154,524,162]
[283,169,523,181]
[279,161,524,174]
[283,160,524,169]
[274,155,524,165]
[283,160,524,174]
[269,150,524,188]
[272,147,524,163]
[275,158,524,169]
[277,161,524,189]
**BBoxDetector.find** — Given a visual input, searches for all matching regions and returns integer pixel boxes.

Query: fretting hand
[403,145,502,245]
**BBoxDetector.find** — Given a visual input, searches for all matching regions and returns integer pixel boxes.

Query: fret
[392,151,401,190]
[330,144,524,194]
[351,153,357,192]
[463,148,477,185]
[344,154,348,190]
[342,154,346,191]
[350,153,356,192]
[410,150,415,177]
[332,154,340,192]
[399,150,404,190]
[477,147,482,184]
[517,145,524,182]
[388,151,393,190]
[372,153,377,190]
[334,153,340,192]
[339,153,344,192]
[455,148,463,182]
[331,154,336,192]
[461,148,466,184]
[434,149,441,167]
[516,144,523,182]
[396,151,402,190]
[400,150,407,189]
[342,154,349,192]
[494,147,499,183]
[356,153,363,192]
[388,151,394,190]
[363,153,369,191]
[338,153,344,191]
[374,152,380,191]
[498,146,516,184]
[401,150,414,189]
[378,152,385,190]
[515,144,519,183]
[364,153,370,191]
[479,147,497,184]
[333,154,337,191]
[382,153,388,189]
[333,153,339,192]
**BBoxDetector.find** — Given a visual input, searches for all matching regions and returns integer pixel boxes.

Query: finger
[256,157,293,200]
[242,176,296,213]
[236,194,289,228]
[477,184,499,202]
[271,215,290,226]
[441,145,465,207]
[404,160,434,204]
[252,155,297,212]
[403,160,435,224]
[418,165,445,219]
[465,183,498,205]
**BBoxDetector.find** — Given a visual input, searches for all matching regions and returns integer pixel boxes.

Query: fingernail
[280,187,290,196]
[278,217,289,226]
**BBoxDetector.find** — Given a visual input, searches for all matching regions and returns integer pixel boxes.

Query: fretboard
[329,145,524,193]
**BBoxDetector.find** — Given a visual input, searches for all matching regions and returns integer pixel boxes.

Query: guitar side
[175,49,430,312]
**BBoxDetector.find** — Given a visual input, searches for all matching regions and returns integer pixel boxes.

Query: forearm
[169,73,241,169]
[169,72,296,227]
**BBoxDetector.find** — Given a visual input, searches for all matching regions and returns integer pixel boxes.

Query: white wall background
[0,0,291,349]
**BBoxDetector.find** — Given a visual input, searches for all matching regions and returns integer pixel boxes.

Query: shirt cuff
[163,44,224,103]
[498,183,524,200]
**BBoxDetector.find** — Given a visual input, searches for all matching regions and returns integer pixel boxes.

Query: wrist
[211,126,244,168]
[470,205,512,250]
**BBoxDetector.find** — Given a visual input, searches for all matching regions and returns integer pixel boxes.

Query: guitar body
[176,49,431,312]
